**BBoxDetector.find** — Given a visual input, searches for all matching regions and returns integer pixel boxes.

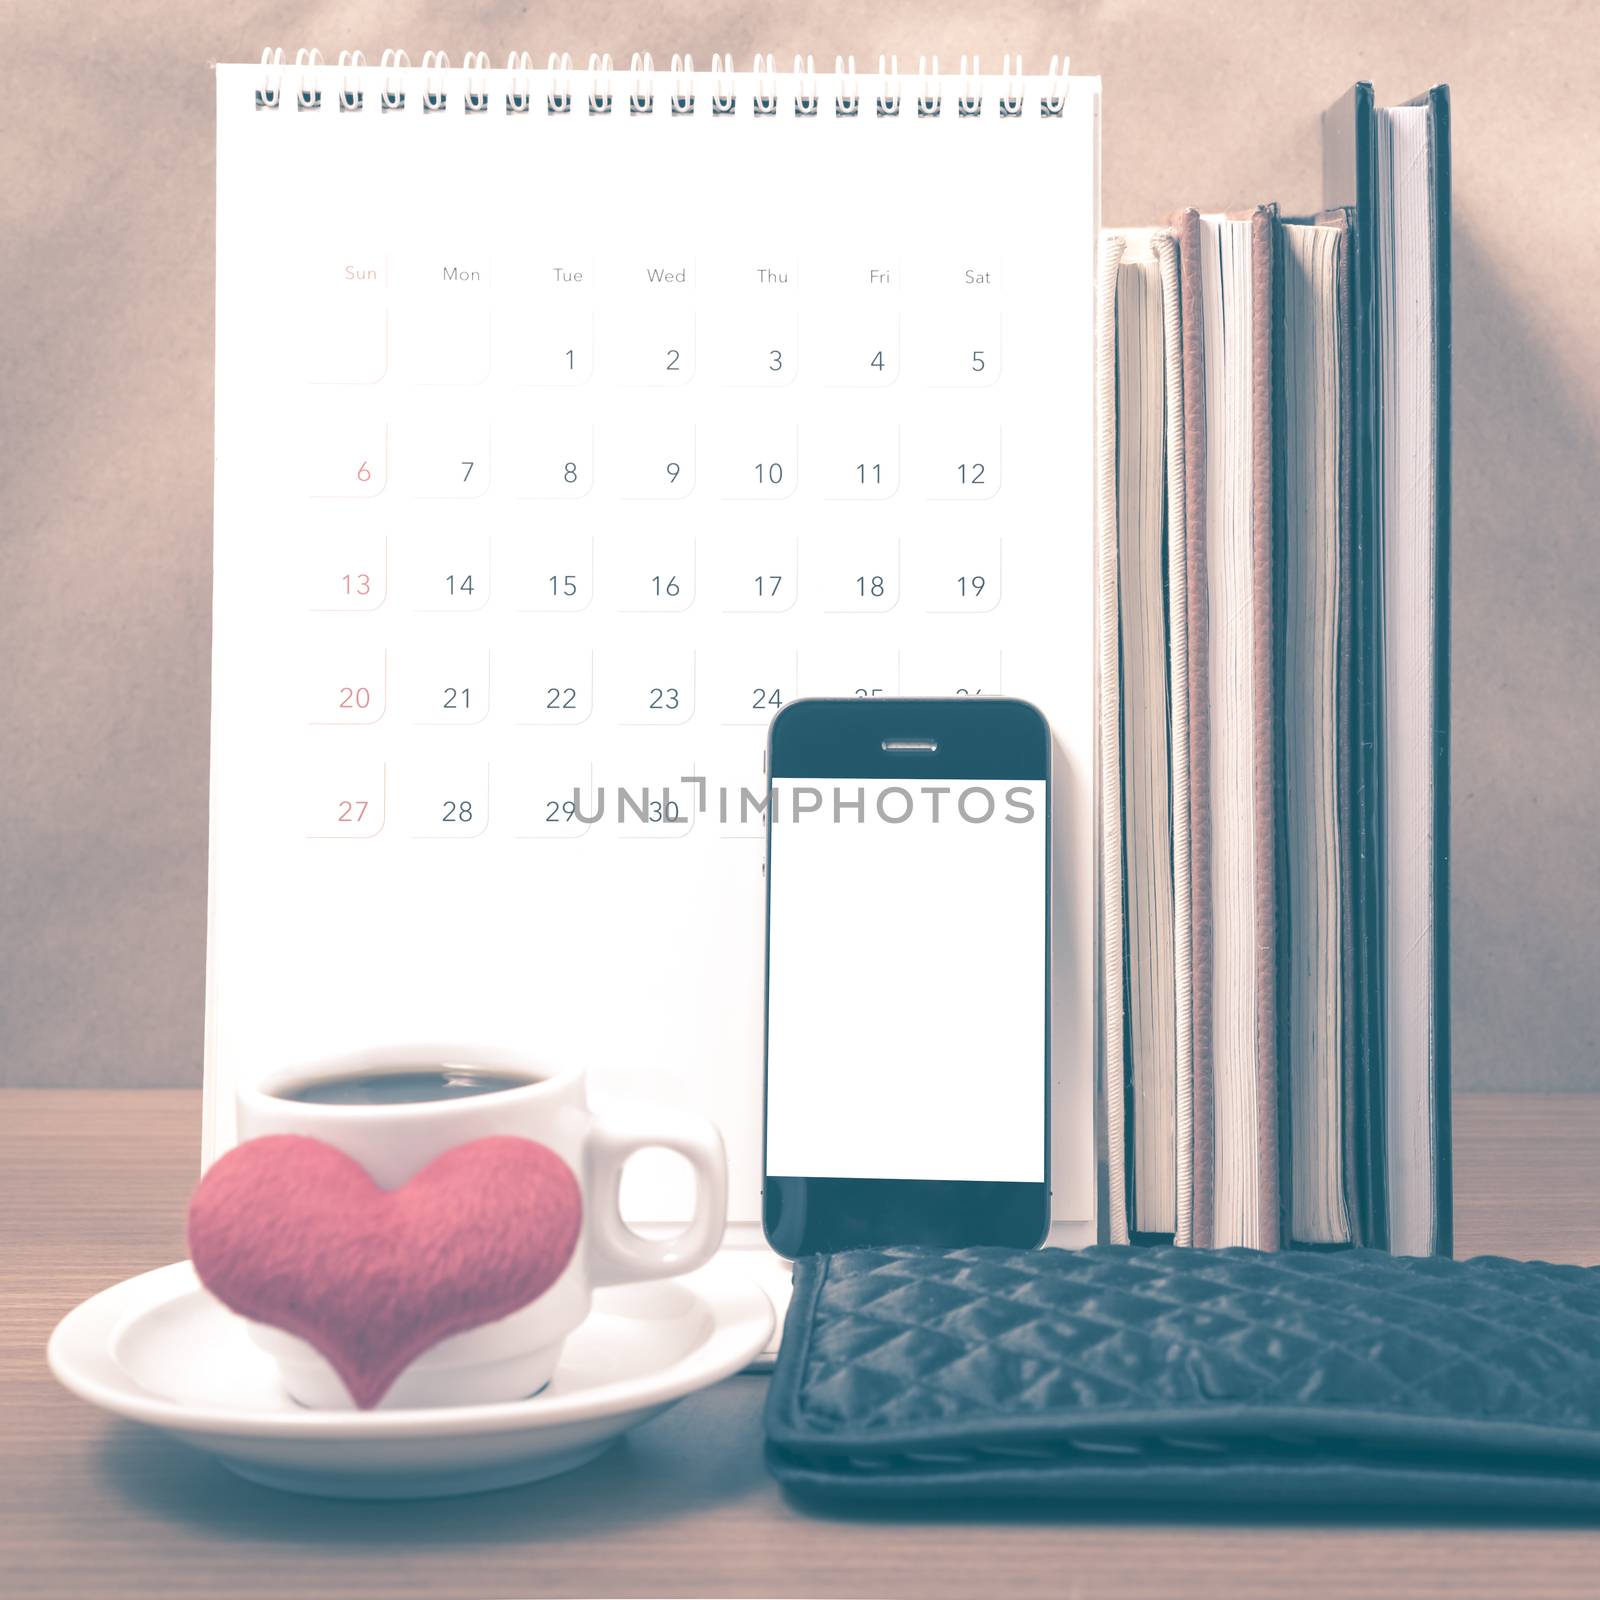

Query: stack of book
[1099,82,1452,1255]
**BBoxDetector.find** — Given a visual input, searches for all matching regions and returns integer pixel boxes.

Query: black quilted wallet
[765,1245,1600,1509]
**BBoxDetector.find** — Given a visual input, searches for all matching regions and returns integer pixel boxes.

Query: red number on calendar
[339,686,371,710]
[356,460,372,483]
[337,800,369,822]
[341,573,371,596]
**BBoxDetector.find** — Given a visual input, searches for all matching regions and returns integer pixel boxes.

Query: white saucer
[48,1260,774,1499]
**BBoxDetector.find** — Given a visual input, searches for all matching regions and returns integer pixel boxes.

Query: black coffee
[279,1068,542,1106]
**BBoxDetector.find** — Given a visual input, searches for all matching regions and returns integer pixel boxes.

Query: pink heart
[187,1135,583,1408]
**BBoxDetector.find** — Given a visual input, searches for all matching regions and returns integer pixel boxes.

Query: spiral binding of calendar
[253,49,1072,118]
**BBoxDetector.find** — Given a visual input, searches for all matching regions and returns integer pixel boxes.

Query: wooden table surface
[6,1090,1600,1599]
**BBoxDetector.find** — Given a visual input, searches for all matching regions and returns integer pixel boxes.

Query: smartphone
[762,696,1051,1256]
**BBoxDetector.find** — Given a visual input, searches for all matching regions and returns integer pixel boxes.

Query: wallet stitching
[774,1248,1600,1445]
[765,1251,829,1437]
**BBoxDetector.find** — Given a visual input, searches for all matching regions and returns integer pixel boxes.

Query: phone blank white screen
[765,779,1047,1183]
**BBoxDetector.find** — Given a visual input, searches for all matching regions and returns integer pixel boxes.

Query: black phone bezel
[760,696,1052,1259]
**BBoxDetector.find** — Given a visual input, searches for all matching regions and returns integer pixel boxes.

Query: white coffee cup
[233,1044,728,1410]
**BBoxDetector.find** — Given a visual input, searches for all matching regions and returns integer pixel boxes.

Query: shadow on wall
[1448,217,1600,1090]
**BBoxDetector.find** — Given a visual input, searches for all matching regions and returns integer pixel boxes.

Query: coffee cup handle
[585,1111,729,1286]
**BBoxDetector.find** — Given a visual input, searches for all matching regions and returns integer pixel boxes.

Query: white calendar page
[208,59,1101,1248]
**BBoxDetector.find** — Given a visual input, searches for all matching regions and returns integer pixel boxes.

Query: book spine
[1173,208,1215,1250]
[1095,233,1130,1246]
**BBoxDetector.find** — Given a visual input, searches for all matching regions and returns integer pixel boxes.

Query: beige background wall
[2,1,1596,1088]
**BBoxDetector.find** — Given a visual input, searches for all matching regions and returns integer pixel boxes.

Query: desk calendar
[206,51,1103,1251]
